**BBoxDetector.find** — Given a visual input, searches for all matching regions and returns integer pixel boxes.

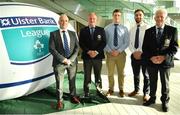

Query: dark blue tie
[157,28,162,44]
[114,24,118,46]
[62,31,70,57]
[90,27,94,40]
[134,25,140,49]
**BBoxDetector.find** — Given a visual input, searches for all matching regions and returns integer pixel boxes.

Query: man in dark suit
[142,9,179,112]
[79,12,106,97]
[49,14,80,110]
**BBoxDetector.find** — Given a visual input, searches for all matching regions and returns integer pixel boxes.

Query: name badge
[97,35,102,41]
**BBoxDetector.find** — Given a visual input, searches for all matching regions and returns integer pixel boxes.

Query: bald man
[49,14,80,110]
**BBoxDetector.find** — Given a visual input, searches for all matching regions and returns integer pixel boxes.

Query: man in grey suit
[49,14,80,110]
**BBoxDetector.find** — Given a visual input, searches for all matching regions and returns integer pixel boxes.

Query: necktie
[157,27,162,44]
[114,24,118,46]
[134,25,140,49]
[62,31,70,57]
[90,27,94,40]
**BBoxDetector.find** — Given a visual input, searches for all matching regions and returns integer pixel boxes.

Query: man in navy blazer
[79,12,106,97]
[49,14,80,110]
[142,9,179,112]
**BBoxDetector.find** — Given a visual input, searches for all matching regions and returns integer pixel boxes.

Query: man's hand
[133,51,142,60]
[87,50,98,58]
[150,55,165,64]
[63,58,72,65]
[111,50,119,57]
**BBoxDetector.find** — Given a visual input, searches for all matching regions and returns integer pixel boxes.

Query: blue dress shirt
[104,23,129,52]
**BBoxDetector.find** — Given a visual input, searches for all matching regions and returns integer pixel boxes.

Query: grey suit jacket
[49,29,79,67]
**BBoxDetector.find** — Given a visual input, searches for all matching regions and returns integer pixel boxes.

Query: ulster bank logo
[1,18,11,27]
[0,16,57,28]
[1,16,58,65]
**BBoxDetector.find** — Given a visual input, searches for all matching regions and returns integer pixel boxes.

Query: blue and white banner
[0,2,64,100]
[0,16,57,28]
[2,26,57,64]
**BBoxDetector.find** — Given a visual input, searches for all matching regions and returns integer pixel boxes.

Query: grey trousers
[147,66,170,103]
[54,62,77,101]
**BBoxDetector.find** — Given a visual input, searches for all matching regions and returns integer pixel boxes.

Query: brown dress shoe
[71,96,80,104]
[119,90,125,97]
[128,91,139,97]
[56,101,63,110]
[106,89,114,96]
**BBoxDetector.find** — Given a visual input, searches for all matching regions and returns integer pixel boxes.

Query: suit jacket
[49,29,79,67]
[142,25,178,68]
[79,26,106,60]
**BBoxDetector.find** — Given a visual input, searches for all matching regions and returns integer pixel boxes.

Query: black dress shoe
[143,98,155,106]
[71,96,80,104]
[96,83,102,90]
[162,103,169,112]
[84,93,90,97]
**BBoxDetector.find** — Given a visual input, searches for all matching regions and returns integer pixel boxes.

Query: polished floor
[47,50,180,115]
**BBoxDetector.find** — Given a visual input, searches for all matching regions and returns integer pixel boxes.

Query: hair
[88,12,97,16]
[134,9,144,15]
[112,9,121,15]
[59,14,69,20]
[155,9,168,18]
[60,13,68,17]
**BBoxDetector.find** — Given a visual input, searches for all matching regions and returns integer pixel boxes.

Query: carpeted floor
[0,72,109,114]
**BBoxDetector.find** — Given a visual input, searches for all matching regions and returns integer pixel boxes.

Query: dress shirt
[104,23,129,52]
[129,22,149,53]
[89,26,95,39]
[59,29,70,49]
[156,25,164,35]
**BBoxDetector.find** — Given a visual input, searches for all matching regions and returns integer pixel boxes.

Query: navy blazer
[49,29,79,67]
[142,25,178,68]
[79,26,106,60]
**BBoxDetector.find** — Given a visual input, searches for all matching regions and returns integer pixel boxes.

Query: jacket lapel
[152,26,156,41]
[87,27,92,40]
[56,30,63,47]
[160,25,167,41]
[68,30,75,54]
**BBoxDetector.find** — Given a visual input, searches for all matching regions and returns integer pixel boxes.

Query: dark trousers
[147,66,170,103]
[131,54,150,95]
[83,59,102,94]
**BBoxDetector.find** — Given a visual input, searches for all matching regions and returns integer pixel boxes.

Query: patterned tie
[134,25,140,49]
[62,31,70,57]
[157,28,162,44]
[114,24,118,46]
[90,27,94,40]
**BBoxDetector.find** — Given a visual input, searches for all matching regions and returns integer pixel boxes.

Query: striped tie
[62,31,70,57]
[114,24,118,46]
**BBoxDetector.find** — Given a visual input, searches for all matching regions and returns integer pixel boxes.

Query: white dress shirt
[59,29,70,49]
[129,22,149,53]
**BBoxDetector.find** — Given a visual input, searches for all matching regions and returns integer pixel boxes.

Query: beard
[135,19,141,23]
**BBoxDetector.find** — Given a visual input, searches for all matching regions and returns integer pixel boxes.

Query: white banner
[0,2,74,100]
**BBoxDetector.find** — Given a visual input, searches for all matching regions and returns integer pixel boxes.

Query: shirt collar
[156,24,165,30]
[136,21,144,27]
[60,28,67,32]
[113,23,119,25]
[89,26,95,29]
